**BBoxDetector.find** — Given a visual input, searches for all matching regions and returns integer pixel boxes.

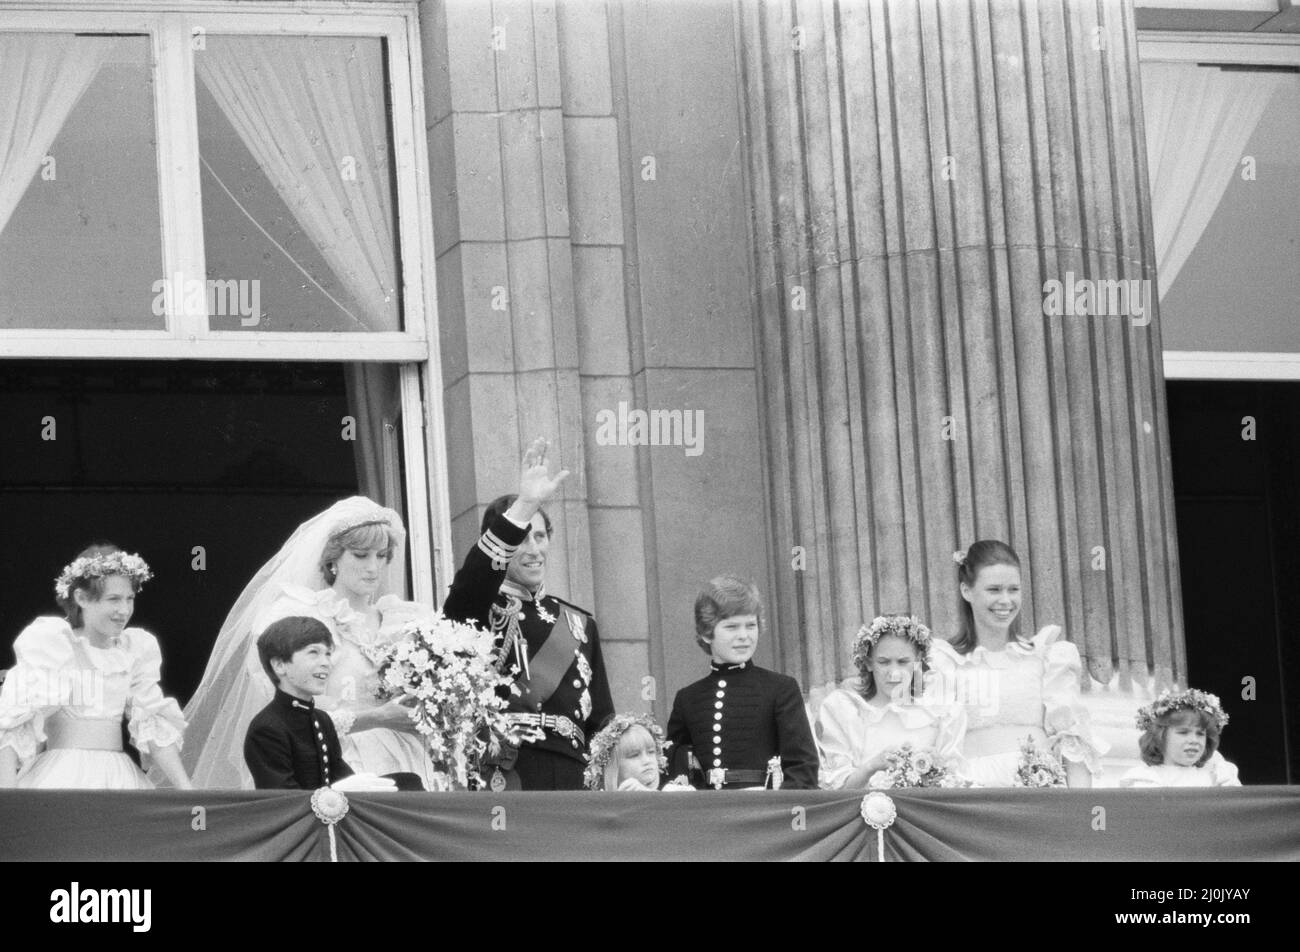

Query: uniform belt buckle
[556,715,585,747]
[708,767,726,790]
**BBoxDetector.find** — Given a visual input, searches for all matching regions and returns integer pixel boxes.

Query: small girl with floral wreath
[1120,688,1240,787]
[815,614,966,789]
[0,543,191,790]
[584,713,691,791]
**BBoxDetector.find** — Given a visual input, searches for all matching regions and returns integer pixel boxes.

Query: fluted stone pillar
[738,0,1184,775]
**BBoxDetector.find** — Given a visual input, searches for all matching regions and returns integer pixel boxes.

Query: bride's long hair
[178,497,407,789]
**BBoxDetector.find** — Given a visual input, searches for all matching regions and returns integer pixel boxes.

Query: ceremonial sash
[514,615,579,711]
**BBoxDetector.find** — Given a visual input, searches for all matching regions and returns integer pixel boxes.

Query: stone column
[422,0,592,608]
[737,0,1184,776]
[421,0,661,713]
[422,0,781,714]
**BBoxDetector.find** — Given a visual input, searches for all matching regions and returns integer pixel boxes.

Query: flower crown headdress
[852,614,933,672]
[583,713,669,790]
[55,551,153,601]
[1135,688,1229,734]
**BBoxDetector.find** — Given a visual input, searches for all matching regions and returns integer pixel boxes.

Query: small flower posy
[583,713,669,791]
[54,551,153,601]
[1136,688,1229,734]
[852,614,933,672]
[867,743,968,789]
[1012,736,1068,788]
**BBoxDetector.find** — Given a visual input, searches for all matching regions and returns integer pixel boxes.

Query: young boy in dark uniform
[244,616,397,791]
[665,576,820,790]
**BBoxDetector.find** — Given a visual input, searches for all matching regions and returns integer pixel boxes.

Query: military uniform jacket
[244,689,354,789]
[440,512,614,763]
[665,661,820,789]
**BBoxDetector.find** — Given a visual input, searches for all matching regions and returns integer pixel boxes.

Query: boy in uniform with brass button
[665,575,819,790]
[244,616,402,791]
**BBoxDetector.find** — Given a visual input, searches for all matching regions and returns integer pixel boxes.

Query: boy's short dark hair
[257,616,334,685]
[481,494,552,536]
[693,575,764,654]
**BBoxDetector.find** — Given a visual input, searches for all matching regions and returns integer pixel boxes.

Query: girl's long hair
[951,540,1023,655]
[603,724,658,791]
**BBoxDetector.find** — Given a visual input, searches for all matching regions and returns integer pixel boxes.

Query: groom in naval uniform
[440,438,613,791]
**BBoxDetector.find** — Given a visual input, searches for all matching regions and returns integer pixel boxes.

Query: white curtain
[1143,62,1285,300]
[344,362,409,596]
[0,35,117,236]
[195,36,399,330]
[344,363,404,511]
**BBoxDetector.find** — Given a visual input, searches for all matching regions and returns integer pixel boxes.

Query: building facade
[2,0,1296,783]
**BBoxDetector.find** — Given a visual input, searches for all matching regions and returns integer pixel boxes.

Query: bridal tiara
[327,516,393,540]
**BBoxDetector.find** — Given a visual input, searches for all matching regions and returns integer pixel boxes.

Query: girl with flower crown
[182,498,442,789]
[0,544,191,789]
[929,541,1107,787]
[584,713,691,791]
[815,615,966,789]
[1120,689,1240,787]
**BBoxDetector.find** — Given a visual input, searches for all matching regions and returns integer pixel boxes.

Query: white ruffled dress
[1119,752,1241,787]
[815,682,967,789]
[253,586,444,790]
[0,617,186,789]
[928,627,1108,787]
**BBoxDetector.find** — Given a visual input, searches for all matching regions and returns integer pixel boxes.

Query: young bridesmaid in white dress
[183,499,439,789]
[0,545,191,790]
[583,713,691,791]
[1120,689,1241,787]
[816,615,966,789]
[929,541,1107,788]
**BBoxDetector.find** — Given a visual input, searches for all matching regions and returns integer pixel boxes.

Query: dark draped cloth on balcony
[2,788,1297,861]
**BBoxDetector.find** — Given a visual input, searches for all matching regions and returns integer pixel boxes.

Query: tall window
[0,5,451,604]
[0,8,433,360]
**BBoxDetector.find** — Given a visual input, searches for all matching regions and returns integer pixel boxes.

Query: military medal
[567,609,588,644]
[579,688,592,721]
[577,652,593,686]
[490,768,507,793]
[536,600,557,626]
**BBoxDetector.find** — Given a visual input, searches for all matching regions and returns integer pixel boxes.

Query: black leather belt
[707,768,767,786]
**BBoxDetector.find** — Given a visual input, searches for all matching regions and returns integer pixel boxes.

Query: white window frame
[0,2,429,360]
[1138,31,1300,381]
[0,1,454,604]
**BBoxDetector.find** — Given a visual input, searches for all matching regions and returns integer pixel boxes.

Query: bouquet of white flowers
[867,743,968,789]
[1012,736,1068,788]
[371,614,541,789]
